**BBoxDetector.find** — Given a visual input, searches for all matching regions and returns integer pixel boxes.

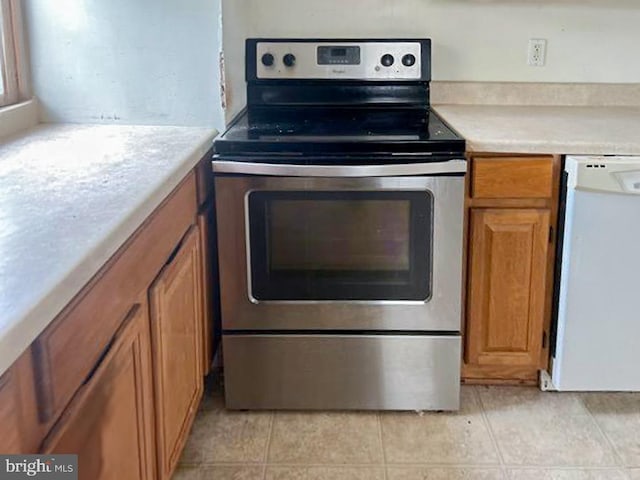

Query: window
[0,0,25,107]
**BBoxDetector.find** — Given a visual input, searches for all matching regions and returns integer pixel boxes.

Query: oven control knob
[283,53,296,67]
[402,54,416,67]
[381,54,395,67]
[261,53,275,67]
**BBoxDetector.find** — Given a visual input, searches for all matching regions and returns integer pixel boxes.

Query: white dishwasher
[545,155,640,391]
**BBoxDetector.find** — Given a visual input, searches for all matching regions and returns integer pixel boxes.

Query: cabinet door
[43,303,156,480]
[466,209,550,370]
[0,369,23,453]
[150,225,204,480]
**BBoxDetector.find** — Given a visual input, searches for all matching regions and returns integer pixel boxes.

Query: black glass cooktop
[214,107,464,157]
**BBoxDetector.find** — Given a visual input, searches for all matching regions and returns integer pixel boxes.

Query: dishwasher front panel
[550,156,640,391]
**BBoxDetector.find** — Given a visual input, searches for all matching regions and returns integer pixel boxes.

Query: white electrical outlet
[528,39,547,67]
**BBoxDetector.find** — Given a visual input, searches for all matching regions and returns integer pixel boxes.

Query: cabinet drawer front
[33,172,197,425]
[472,156,554,199]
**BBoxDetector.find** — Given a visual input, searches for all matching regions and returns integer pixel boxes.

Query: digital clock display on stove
[317,46,361,65]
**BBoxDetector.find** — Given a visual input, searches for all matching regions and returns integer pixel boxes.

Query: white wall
[25,0,224,129]
[222,0,640,120]
[220,0,251,121]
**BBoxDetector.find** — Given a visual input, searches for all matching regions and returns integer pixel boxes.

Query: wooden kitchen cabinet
[42,301,156,480]
[0,367,24,453]
[0,349,50,455]
[31,172,198,429]
[8,349,46,454]
[0,158,215,475]
[463,155,560,384]
[149,225,204,480]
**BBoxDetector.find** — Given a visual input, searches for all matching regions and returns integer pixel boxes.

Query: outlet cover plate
[528,38,547,67]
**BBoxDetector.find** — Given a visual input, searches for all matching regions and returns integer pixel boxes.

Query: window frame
[0,0,26,108]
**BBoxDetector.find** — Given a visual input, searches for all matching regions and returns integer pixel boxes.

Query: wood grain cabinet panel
[150,225,204,480]
[32,172,197,426]
[42,303,156,480]
[466,209,550,372]
[472,156,554,199]
[0,369,23,453]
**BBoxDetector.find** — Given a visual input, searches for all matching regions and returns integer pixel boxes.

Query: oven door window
[248,191,433,301]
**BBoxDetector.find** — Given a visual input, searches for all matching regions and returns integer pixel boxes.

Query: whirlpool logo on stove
[0,455,77,479]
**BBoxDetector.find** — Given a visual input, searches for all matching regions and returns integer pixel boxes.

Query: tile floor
[174,382,640,480]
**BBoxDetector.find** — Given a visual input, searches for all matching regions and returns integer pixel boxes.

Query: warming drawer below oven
[223,334,461,411]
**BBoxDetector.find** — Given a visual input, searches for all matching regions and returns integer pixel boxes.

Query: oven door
[248,188,432,302]
[215,165,465,332]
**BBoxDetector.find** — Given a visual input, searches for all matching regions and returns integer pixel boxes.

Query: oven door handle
[212,160,467,177]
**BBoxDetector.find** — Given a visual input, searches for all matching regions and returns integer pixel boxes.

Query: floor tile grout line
[199,461,500,467]
[497,462,634,470]
[473,385,507,467]
[182,460,633,469]
[193,460,500,467]
[179,462,265,467]
[375,412,389,480]
[376,413,388,463]
[258,409,269,480]
[384,462,624,469]
[264,410,276,465]
[579,394,627,468]
[383,462,501,467]
[500,465,509,480]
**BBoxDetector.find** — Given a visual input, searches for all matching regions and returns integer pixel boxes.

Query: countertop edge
[465,140,640,156]
[433,104,640,156]
[0,127,218,376]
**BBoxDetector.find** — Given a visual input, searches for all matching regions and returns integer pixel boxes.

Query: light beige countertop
[434,105,640,155]
[0,124,217,375]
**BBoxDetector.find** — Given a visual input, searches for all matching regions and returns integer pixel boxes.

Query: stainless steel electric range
[213,39,466,411]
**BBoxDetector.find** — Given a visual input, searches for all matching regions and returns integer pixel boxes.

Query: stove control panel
[253,40,428,81]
